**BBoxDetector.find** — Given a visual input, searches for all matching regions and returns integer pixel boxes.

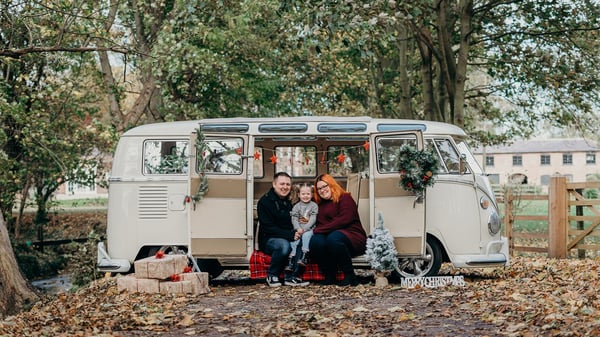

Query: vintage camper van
[97,116,508,278]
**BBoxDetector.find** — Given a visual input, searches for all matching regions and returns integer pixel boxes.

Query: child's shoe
[284,257,294,271]
[298,252,308,267]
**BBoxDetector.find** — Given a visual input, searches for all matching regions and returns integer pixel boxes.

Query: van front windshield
[456,141,483,174]
[426,138,469,174]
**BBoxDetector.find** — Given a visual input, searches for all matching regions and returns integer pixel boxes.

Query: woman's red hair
[313,173,349,204]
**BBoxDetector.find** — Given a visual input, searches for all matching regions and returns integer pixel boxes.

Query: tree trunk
[396,22,413,118]
[453,0,474,128]
[436,0,457,121]
[415,28,435,120]
[0,213,38,317]
[14,178,33,239]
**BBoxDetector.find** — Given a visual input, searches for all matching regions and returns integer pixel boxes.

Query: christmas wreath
[398,144,439,194]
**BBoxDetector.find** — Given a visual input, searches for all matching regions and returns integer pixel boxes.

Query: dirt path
[115,281,504,337]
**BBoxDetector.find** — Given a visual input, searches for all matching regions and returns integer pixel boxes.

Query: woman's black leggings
[309,231,355,278]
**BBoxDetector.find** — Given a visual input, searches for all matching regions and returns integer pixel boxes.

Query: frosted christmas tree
[365,212,399,286]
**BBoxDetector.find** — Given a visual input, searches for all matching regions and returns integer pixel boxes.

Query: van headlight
[488,211,501,235]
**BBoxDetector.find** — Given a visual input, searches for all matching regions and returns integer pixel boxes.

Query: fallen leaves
[0,256,599,336]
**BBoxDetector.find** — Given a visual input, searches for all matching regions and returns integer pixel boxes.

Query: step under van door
[188,129,250,257]
[370,130,426,257]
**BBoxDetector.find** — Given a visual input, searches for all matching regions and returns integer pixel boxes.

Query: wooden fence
[501,176,600,258]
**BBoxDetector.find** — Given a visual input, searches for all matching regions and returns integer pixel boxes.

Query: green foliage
[14,243,68,280]
[62,232,102,288]
[153,0,292,119]
[0,13,117,219]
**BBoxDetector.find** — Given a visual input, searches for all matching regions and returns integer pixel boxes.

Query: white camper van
[97,116,508,278]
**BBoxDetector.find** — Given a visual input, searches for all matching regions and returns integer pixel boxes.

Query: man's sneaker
[284,276,309,286]
[266,275,282,287]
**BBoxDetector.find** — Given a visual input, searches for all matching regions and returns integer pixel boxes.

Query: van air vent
[138,185,168,219]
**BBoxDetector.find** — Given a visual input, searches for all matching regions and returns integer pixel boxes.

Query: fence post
[575,188,585,258]
[504,188,514,256]
[548,175,568,258]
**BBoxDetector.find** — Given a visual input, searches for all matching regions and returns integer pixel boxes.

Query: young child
[286,183,318,270]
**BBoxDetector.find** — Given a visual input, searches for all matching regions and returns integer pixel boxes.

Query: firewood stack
[117,254,210,295]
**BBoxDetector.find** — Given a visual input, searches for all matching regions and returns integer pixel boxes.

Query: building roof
[474,138,599,154]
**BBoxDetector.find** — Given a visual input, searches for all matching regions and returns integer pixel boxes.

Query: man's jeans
[263,237,292,277]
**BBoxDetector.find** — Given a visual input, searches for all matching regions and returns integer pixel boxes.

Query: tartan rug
[249,250,343,281]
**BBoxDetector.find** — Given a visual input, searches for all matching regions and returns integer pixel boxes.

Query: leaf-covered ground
[1,256,599,337]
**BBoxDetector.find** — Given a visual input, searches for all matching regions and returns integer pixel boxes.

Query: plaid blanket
[250,250,343,281]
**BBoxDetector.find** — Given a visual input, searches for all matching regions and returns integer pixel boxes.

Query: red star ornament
[270,154,278,164]
[336,153,346,163]
[254,151,261,160]
[362,141,370,151]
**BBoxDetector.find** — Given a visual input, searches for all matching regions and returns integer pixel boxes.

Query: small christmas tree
[366,213,398,286]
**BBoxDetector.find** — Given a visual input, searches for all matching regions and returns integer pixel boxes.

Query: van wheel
[196,259,224,279]
[393,237,442,279]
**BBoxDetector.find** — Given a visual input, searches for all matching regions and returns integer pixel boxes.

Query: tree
[268,0,600,142]
[1,1,115,316]
[150,0,297,119]
[0,212,37,317]
[96,0,175,132]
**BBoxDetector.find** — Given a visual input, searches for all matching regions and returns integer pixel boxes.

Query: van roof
[122,117,467,138]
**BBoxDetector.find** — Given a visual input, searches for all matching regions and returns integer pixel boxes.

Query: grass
[499,197,600,258]
[51,198,108,209]
[501,198,598,232]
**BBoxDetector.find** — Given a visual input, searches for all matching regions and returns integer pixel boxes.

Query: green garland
[192,125,209,204]
[398,144,439,194]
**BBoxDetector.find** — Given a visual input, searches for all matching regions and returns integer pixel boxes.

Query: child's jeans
[290,230,314,256]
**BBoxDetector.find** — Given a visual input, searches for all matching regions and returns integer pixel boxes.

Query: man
[257,172,308,287]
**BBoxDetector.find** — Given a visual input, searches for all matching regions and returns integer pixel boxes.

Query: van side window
[327,145,369,176]
[433,138,465,174]
[143,140,188,175]
[201,138,244,174]
[375,136,418,173]
[274,146,316,177]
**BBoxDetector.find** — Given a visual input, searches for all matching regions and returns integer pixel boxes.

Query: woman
[310,174,367,286]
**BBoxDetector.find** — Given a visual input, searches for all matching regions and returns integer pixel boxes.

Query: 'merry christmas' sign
[400,275,465,289]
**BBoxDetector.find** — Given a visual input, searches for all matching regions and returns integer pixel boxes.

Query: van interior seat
[345,173,361,207]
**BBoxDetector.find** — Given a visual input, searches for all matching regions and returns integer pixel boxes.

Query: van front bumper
[450,237,510,268]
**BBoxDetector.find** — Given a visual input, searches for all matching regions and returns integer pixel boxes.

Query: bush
[14,243,67,280]
[584,188,598,199]
[60,231,102,288]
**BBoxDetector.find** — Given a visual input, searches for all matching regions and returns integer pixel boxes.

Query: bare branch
[0,45,129,59]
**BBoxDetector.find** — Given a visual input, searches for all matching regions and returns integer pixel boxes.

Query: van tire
[196,259,224,279]
[393,236,442,279]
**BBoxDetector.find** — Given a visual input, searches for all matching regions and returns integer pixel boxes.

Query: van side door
[370,131,426,257]
[188,129,250,257]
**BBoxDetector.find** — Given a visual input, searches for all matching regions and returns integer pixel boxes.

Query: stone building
[473,138,599,191]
